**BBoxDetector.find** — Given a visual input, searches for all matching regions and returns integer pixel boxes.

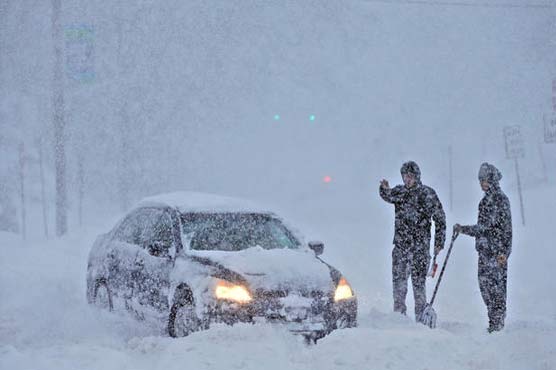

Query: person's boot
[487,317,495,333]
[487,318,504,333]
[394,302,407,316]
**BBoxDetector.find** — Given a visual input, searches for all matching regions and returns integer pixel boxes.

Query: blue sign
[65,25,95,83]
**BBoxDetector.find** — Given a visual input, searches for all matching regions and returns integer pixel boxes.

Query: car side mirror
[308,241,324,256]
[147,241,170,259]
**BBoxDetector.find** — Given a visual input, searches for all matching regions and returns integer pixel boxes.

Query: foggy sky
[1,1,554,224]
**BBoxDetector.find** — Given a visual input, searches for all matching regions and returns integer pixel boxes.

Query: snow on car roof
[137,191,273,214]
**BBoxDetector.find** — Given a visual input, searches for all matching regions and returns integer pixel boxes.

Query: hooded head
[478,162,502,187]
[400,161,421,188]
[400,161,421,181]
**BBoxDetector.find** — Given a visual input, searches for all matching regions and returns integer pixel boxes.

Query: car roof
[136,191,273,215]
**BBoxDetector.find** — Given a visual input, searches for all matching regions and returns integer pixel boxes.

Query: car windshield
[181,213,301,251]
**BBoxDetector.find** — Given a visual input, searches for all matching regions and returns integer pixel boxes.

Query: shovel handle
[428,231,459,306]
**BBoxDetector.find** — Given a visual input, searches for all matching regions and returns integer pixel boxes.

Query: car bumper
[206,296,357,336]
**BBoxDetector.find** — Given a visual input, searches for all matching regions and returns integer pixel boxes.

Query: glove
[434,244,443,255]
[453,224,462,234]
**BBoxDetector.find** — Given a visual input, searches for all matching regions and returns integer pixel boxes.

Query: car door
[106,209,144,308]
[131,207,178,317]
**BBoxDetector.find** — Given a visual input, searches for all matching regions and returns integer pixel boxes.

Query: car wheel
[336,315,356,329]
[168,288,202,338]
[93,278,113,311]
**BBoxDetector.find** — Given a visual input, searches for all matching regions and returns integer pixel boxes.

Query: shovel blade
[419,304,437,329]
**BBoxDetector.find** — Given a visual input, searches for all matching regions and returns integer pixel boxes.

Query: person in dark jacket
[380,161,446,321]
[455,162,512,333]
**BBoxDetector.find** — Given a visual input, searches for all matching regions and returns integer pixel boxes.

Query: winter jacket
[461,184,512,257]
[380,182,446,250]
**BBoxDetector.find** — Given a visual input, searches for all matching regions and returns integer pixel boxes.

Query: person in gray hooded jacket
[455,162,512,333]
[380,161,446,321]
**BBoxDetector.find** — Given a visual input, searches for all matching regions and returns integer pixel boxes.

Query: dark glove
[434,244,443,255]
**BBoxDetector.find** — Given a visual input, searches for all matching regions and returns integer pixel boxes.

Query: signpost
[545,113,556,144]
[548,78,556,143]
[552,78,556,112]
[503,126,525,226]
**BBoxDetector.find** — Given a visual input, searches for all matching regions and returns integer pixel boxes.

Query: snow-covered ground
[2,0,554,368]
[1,184,555,370]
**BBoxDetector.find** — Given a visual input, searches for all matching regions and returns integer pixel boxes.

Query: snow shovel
[419,230,459,329]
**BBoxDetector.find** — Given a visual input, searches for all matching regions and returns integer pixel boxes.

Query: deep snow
[1,184,555,370]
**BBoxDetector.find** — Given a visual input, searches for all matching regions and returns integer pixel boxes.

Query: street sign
[545,114,556,143]
[503,125,525,159]
[503,125,526,226]
[504,125,525,226]
[65,24,95,83]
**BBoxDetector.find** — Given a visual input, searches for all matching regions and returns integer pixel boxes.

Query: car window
[113,210,142,244]
[181,213,300,251]
[138,209,174,248]
[265,220,298,250]
[113,208,174,250]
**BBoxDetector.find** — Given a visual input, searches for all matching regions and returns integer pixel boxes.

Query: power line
[362,0,554,9]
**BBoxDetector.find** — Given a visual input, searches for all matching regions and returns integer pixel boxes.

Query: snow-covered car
[86,192,357,340]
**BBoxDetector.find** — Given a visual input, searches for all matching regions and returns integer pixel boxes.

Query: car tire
[168,287,202,338]
[93,278,113,311]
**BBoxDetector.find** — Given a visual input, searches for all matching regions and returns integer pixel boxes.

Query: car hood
[186,247,336,293]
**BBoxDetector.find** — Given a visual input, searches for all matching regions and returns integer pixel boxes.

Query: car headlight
[334,277,354,302]
[214,279,252,303]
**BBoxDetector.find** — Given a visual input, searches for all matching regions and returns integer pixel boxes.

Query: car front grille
[254,289,328,299]
[252,288,331,322]
[255,289,287,299]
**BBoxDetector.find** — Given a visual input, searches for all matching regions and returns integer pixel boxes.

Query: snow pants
[478,254,507,330]
[392,244,430,320]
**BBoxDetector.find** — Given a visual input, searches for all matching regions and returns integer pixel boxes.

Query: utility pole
[38,137,49,238]
[0,1,8,91]
[77,150,84,227]
[538,142,548,183]
[52,0,67,236]
[116,9,133,212]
